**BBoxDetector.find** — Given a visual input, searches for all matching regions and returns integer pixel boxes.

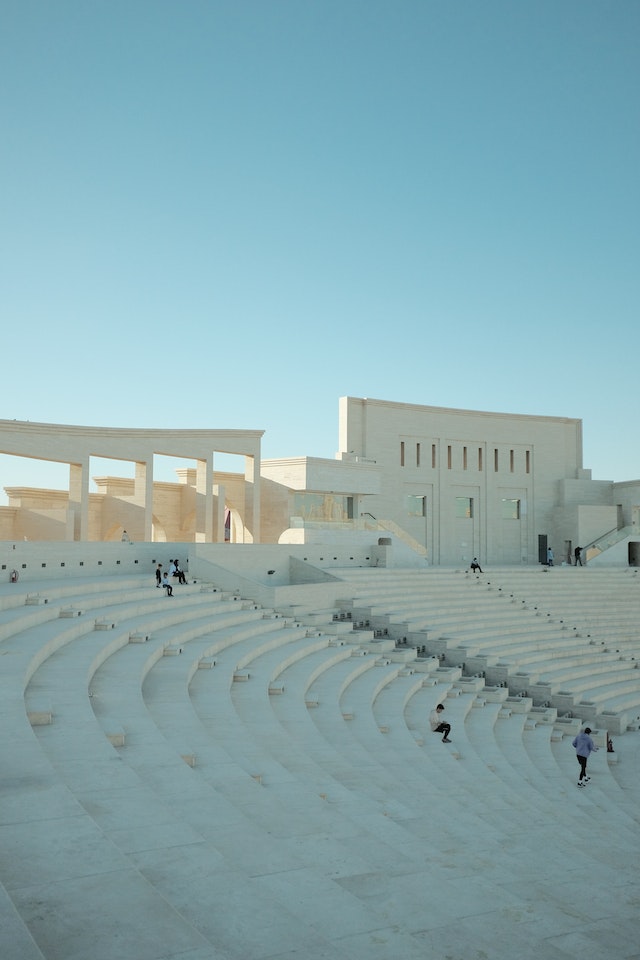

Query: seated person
[429,703,452,743]
[470,557,482,573]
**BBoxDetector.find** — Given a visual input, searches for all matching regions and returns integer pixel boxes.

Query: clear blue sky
[1,0,639,498]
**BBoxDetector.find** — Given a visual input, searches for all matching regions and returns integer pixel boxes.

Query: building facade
[0,420,263,544]
[1,400,639,566]
[337,397,594,566]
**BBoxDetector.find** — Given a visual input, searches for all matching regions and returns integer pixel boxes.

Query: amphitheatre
[1,398,639,960]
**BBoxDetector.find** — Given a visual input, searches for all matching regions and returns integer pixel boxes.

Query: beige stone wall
[338,396,588,566]
[1,406,634,565]
[0,506,17,539]
[260,476,292,544]
[612,480,640,528]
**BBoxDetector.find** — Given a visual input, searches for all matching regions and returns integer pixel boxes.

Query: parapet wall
[0,536,398,589]
[0,540,179,585]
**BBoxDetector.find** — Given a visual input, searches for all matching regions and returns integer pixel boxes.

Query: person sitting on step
[429,703,452,743]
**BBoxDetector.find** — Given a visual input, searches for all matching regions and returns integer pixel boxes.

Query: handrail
[588,525,621,550]
[587,524,634,558]
[375,518,428,557]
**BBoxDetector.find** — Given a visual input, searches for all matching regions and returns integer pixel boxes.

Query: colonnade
[1,420,263,543]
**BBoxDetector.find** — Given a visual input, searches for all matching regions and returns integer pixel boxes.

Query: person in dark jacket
[572,727,598,786]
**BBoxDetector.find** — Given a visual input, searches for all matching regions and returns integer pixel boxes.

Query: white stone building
[333,397,639,566]
[1,398,639,566]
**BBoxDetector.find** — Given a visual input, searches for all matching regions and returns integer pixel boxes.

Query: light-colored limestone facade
[336,397,640,567]
[0,420,262,544]
[2,399,639,566]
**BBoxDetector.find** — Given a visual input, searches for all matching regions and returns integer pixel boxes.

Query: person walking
[574,546,583,566]
[547,546,554,567]
[572,726,598,786]
[429,703,452,743]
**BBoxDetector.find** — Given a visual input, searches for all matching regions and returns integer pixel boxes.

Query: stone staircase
[1,567,639,960]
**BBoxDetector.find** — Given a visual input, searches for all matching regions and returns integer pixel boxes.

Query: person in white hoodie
[429,703,452,743]
[572,727,598,786]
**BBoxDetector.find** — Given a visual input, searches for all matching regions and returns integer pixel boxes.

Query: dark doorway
[538,535,548,565]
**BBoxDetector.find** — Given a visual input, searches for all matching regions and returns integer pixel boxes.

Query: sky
[1,0,639,499]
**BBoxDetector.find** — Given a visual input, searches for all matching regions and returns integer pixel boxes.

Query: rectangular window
[463,446,468,470]
[400,441,405,467]
[494,449,499,472]
[407,495,426,517]
[526,450,530,474]
[478,447,483,471]
[416,443,421,467]
[432,444,436,468]
[501,498,520,520]
[447,445,452,469]
[510,449,515,473]
[455,497,473,519]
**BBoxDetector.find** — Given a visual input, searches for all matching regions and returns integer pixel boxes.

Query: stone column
[68,460,89,541]
[212,484,226,543]
[195,455,214,543]
[135,460,154,541]
[243,454,260,544]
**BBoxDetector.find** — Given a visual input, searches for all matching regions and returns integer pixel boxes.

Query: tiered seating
[336,566,640,733]
[1,567,639,960]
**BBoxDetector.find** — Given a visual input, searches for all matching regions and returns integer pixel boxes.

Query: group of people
[155,559,187,596]
[430,702,601,789]
[547,545,584,567]
[470,547,585,571]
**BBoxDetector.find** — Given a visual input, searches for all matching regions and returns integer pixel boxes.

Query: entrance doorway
[538,535,548,565]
